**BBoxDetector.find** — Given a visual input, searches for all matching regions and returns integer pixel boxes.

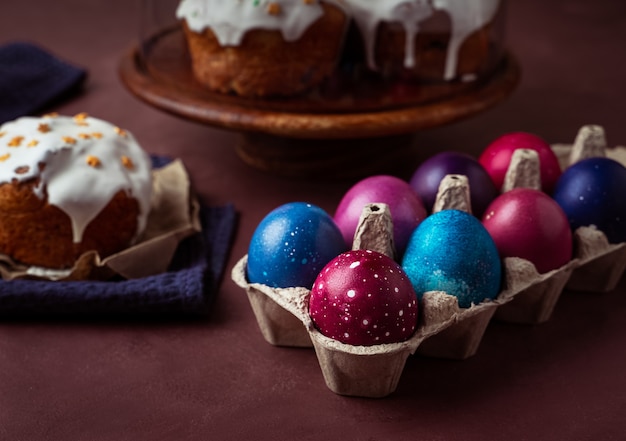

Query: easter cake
[175,0,505,97]
[0,113,152,270]
[175,0,349,97]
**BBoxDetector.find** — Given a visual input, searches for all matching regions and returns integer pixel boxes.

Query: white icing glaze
[343,0,434,71]
[176,0,347,46]
[0,114,153,243]
[432,0,501,80]
[345,0,500,79]
[176,0,501,81]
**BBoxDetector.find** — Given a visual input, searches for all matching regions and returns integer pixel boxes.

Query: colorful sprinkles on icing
[73,112,89,126]
[114,127,127,137]
[86,155,101,168]
[266,2,281,15]
[8,136,24,147]
[0,114,153,244]
[62,136,77,145]
[121,156,134,170]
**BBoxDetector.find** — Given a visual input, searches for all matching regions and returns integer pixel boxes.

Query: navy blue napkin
[0,41,87,124]
[0,157,238,317]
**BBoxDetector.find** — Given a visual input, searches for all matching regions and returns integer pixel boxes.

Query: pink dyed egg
[482,188,573,274]
[309,249,418,346]
[479,132,562,193]
[334,175,427,256]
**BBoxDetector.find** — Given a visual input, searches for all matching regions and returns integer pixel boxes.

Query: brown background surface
[1,1,626,440]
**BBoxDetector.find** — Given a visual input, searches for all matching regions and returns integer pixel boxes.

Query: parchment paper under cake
[0,159,201,281]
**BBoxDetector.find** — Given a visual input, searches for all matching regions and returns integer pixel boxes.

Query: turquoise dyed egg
[401,209,502,308]
[247,202,347,289]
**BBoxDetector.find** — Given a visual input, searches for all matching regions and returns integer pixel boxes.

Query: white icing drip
[176,0,347,46]
[432,0,500,80]
[0,115,153,244]
[344,0,434,70]
[345,0,500,77]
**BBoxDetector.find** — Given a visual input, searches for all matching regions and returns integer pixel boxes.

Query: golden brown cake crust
[0,180,140,269]
[182,1,347,97]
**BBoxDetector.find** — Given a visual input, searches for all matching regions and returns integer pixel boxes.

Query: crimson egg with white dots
[309,249,418,346]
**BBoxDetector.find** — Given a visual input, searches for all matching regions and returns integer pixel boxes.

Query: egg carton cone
[566,226,626,292]
[551,124,626,291]
[231,256,312,347]
[414,290,500,359]
[494,257,577,324]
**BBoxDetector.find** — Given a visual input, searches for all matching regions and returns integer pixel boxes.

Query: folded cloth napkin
[0,157,238,317]
[0,41,87,124]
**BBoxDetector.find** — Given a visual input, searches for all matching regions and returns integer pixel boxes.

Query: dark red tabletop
[1,1,626,440]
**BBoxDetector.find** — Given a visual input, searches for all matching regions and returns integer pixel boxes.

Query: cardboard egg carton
[231,124,626,397]
[232,201,532,397]
[551,124,626,292]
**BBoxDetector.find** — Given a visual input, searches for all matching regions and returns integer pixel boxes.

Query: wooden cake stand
[119,26,521,178]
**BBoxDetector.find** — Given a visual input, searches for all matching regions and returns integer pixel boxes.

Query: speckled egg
[334,175,427,256]
[401,209,501,308]
[309,249,418,346]
[247,202,347,289]
[479,132,562,193]
[409,151,498,217]
[482,188,573,273]
[552,157,626,244]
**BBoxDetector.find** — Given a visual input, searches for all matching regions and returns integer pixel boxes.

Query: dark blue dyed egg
[401,209,502,308]
[247,202,347,289]
[552,157,626,244]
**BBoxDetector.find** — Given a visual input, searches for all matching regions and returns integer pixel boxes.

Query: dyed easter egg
[482,188,572,273]
[552,157,626,244]
[409,151,498,217]
[247,202,347,289]
[309,249,418,346]
[401,209,501,308]
[479,132,562,193]
[334,175,427,256]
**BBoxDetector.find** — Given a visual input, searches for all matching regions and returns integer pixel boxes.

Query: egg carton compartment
[566,226,626,292]
[232,125,626,397]
[232,255,313,348]
[551,124,626,292]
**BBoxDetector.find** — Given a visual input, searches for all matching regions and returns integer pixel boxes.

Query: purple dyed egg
[409,151,498,217]
[334,175,427,257]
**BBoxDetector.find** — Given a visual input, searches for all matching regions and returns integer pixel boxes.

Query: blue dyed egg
[401,209,502,308]
[247,202,347,289]
[553,157,626,244]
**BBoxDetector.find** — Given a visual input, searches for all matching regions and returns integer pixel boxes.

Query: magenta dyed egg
[479,132,562,193]
[482,188,572,274]
[409,151,498,217]
[309,249,418,346]
[334,175,427,256]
